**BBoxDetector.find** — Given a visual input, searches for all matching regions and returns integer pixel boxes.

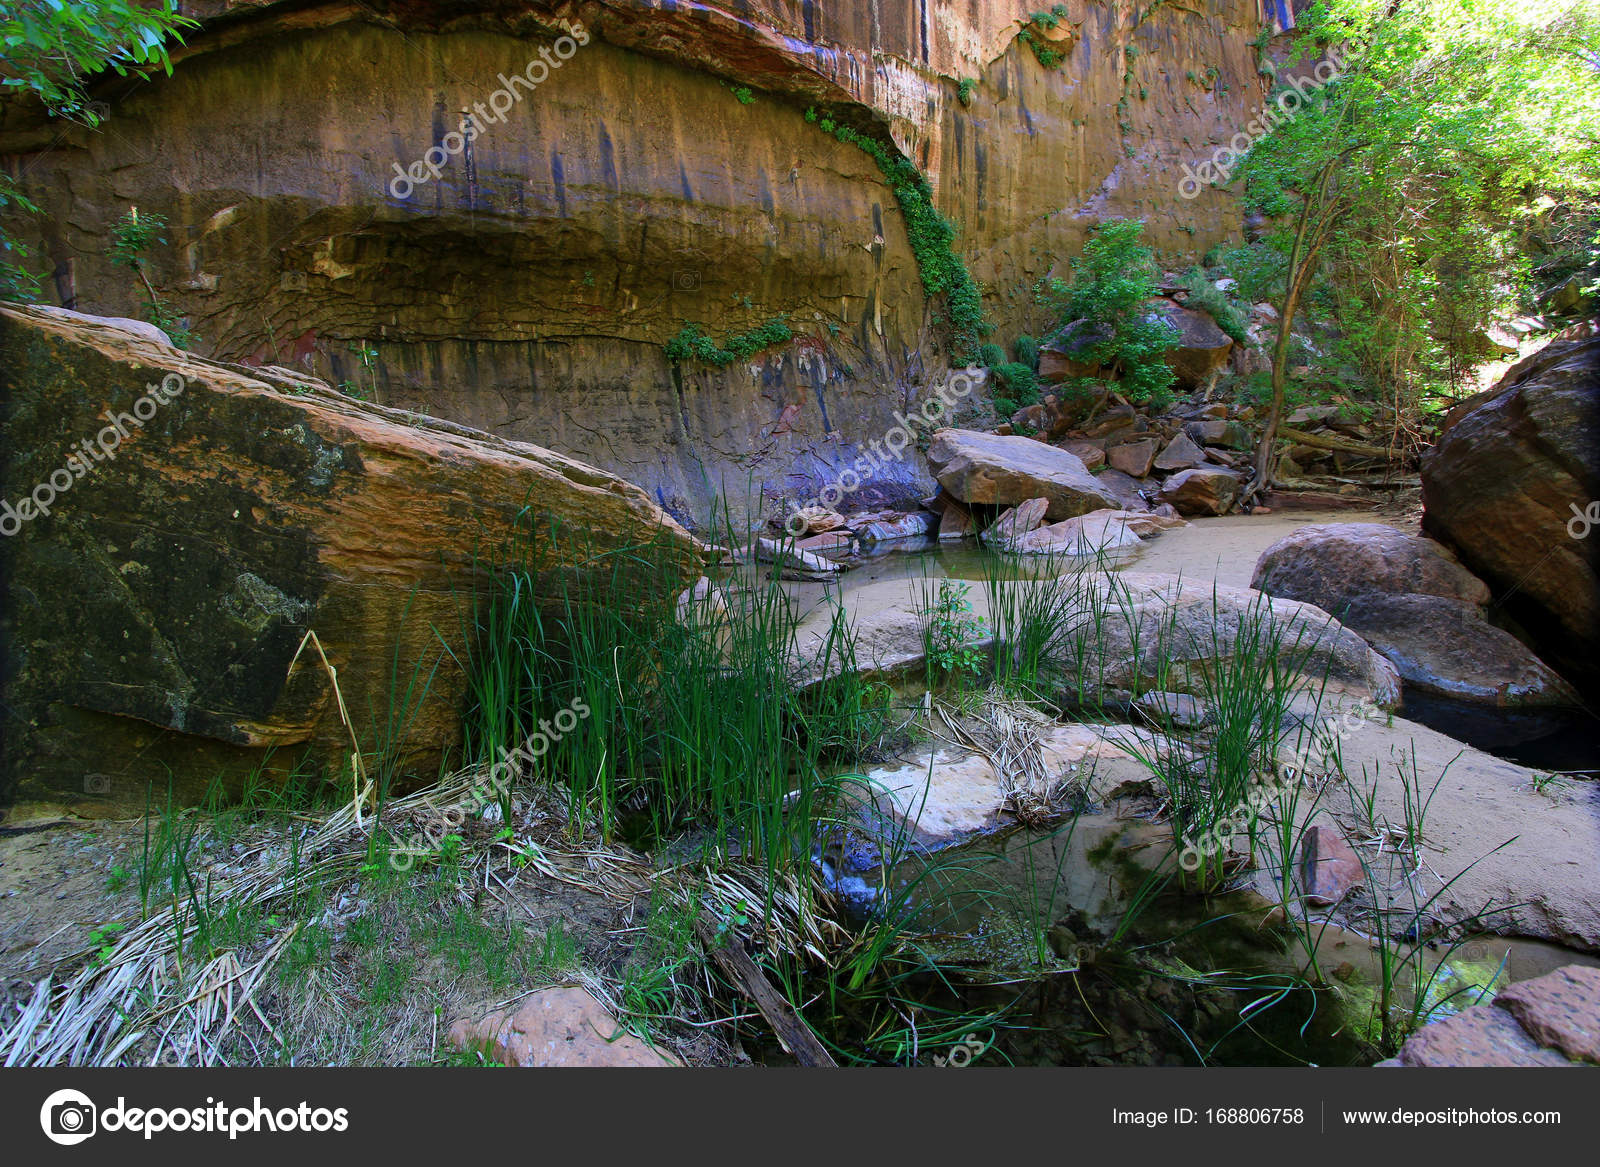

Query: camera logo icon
[40,1088,97,1146]
[672,269,701,291]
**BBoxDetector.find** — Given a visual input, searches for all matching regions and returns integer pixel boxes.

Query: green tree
[1232,0,1600,502]
[1037,218,1179,405]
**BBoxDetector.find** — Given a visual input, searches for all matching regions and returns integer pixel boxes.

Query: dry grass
[0,765,859,1067]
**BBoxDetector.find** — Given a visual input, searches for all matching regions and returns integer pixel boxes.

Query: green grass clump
[454,509,887,895]
[980,547,1099,698]
[665,318,793,367]
[957,77,977,106]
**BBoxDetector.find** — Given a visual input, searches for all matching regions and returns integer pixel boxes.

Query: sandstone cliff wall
[2,0,1273,521]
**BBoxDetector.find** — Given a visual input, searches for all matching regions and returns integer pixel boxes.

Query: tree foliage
[1037,219,1179,405]
[1,0,197,301]
[1231,0,1600,497]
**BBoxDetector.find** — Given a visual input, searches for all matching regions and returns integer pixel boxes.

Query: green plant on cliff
[1018,7,1073,69]
[956,77,976,106]
[665,318,793,367]
[106,206,195,347]
[1036,219,1178,406]
[803,108,988,364]
[0,1,197,302]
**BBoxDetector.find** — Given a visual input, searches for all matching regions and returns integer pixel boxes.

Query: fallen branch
[1277,425,1397,459]
[694,918,837,1067]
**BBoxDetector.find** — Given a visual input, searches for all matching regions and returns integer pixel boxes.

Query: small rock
[1061,439,1107,470]
[755,537,844,579]
[796,532,854,556]
[856,511,937,545]
[1158,466,1240,516]
[1106,438,1157,478]
[1185,418,1253,450]
[983,497,1050,547]
[448,987,682,1067]
[1494,965,1600,1064]
[937,502,975,542]
[1296,823,1364,906]
[1395,1000,1574,1067]
[1132,691,1208,729]
[1152,431,1206,472]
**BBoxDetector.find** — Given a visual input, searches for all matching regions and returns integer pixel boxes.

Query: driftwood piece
[695,919,837,1067]
[1276,425,1395,459]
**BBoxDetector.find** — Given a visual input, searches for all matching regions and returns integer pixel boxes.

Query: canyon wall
[2,0,1274,523]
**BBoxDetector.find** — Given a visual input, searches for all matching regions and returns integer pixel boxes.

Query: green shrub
[1036,219,1178,406]
[1014,334,1040,370]
[1177,267,1249,345]
[665,318,792,367]
[978,342,1006,368]
[991,362,1039,409]
[957,78,976,106]
[1019,6,1073,69]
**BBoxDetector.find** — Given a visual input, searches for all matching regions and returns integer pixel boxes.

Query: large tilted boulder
[924,429,1122,521]
[1151,302,1234,391]
[1252,523,1491,612]
[1422,329,1600,693]
[1335,594,1578,707]
[1251,523,1575,707]
[0,306,700,812]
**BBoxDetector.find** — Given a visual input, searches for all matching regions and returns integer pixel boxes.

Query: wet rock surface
[1387,965,1600,1067]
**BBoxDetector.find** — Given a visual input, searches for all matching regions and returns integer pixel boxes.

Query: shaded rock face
[1251,524,1574,708]
[925,429,1122,520]
[1,0,1271,521]
[1252,524,1491,614]
[1336,594,1576,708]
[1422,331,1600,694]
[0,306,698,812]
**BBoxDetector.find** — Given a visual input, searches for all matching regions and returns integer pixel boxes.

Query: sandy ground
[1292,712,1600,952]
[1120,508,1411,587]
